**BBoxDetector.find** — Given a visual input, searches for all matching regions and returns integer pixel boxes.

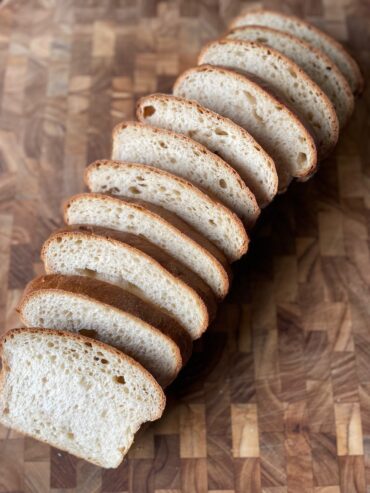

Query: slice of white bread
[111,121,260,226]
[41,225,216,339]
[229,9,364,96]
[17,275,193,387]
[136,93,278,207]
[174,65,317,191]
[226,25,354,128]
[64,193,231,299]
[0,328,165,468]
[85,160,249,262]
[198,39,339,157]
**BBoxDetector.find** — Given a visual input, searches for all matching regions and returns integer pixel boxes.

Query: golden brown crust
[230,8,364,96]
[0,327,166,419]
[136,93,279,206]
[84,159,250,261]
[198,39,339,157]
[63,192,232,297]
[18,274,193,367]
[173,65,318,179]
[41,227,213,338]
[112,121,260,225]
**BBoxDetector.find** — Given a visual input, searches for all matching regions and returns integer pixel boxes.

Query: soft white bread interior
[173,65,317,191]
[64,193,231,299]
[17,274,193,387]
[85,160,249,262]
[0,328,165,468]
[225,25,354,128]
[111,121,260,225]
[198,39,339,157]
[229,8,364,96]
[41,226,216,339]
[136,93,278,207]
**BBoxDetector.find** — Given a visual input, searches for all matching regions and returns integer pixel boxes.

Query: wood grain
[0,0,369,492]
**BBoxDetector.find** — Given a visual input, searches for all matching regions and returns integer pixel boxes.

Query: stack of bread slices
[0,9,362,469]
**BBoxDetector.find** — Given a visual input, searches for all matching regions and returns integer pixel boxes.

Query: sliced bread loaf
[111,121,260,226]
[229,9,364,96]
[85,160,249,262]
[198,39,339,157]
[0,328,165,468]
[136,93,278,207]
[226,25,354,128]
[64,193,230,299]
[41,225,216,339]
[18,274,193,387]
[173,65,317,191]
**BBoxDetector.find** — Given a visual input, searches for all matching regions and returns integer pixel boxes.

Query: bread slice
[41,225,216,340]
[136,93,278,207]
[174,65,317,191]
[0,328,165,468]
[64,193,230,299]
[111,121,260,226]
[229,9,364,96]
[17,275,193,387]
[226,25,354,128]
[85,160,249,262]
[198,39,339,158]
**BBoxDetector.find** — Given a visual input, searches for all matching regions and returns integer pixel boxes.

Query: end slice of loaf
[41,225,216,339]
[136,93,278,207]
[84,160,249,262]
[198,39,339,157]
[229,8,364,96]
[111,121,260,226]
[174,65,317,191]
[226,25,354,128]
[0,328,165,468]
[18,274,193,387]
[64,193,231,299]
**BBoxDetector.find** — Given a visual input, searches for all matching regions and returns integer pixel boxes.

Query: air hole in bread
[114,375,126,384]
[188,130,196,138]
[3,407,9,415]
[77,268,97,278]
[56,237,62,243]
[159,141,168,149]
[298,153,307,165]
[128,186,141,195]
[219,179,227,189]
[78,329,98,339]
[244,91,256,106]
[108,187,120,194]
[253,109,265,124]
[256,37,268,43]
[143,105,155,117]
[209,219,216,226]
[67,432,75,440]
[215,128,228,136]
[101,359,109,365]
[275,105,283,111]
[289,68,298,78]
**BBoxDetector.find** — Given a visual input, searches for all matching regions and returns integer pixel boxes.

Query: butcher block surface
[0,0,369,492]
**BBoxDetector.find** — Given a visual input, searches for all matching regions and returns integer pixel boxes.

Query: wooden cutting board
[0,1,369,492]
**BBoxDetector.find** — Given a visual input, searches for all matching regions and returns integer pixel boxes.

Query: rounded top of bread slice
[18,274,193,386]
[64,193,230,299]
[198,38,339,157]
[111,121,260,226]
[225,25,354,128]
[41,225,215,339]
[173,65,317,190]
[0,327,165,468]
[229,8,364,96]
[136,93,278,207]
[84,160,249,262]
